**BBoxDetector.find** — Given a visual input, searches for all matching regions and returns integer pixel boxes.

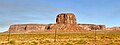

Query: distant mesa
[106,27,120,30]
[7,13,118,33]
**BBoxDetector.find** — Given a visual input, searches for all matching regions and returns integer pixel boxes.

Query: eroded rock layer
[78,24,105,30]
[106,27,120,30]
[8,13,106,33]
[56,13,76,24]
[8,24,48,33]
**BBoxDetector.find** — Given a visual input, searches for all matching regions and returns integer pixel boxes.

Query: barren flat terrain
[0,30,120,45]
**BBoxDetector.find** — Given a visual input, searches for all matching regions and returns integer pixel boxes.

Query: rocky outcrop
[8,13,107,33]
[56,13,77,24]
[48,24,106,32]
[8,24,48,33]
[49,24,81,32]
[106,27,120,30]
[78,24,106,30]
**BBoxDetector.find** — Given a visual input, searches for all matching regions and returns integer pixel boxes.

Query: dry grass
[0,30,120,45]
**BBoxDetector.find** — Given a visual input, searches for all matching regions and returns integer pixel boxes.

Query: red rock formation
[98,25,106,30]
[8,24,48,33]
[49,24,82,32]
[8,13,106,33]
[78,24,106,30]
[106,27,120,30]
[56,13,77,24]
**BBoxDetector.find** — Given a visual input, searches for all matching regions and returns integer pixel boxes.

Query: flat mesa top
[58,13,75,15]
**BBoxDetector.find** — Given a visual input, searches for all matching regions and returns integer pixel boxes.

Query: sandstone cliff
[78,24,105,30]
[106,27,120,30]
[56,13,76,24]
[8,13,106,33]
[8,24,48,33]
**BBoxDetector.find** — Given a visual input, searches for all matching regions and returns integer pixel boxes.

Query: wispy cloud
[0,0,120,32]
[0,0,62,32]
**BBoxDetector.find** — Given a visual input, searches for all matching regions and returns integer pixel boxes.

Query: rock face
[78,24,106,30]
[56,13,76,24]
[106,27,120,30]
[8,24,48,33]
[49,24,81,32]
[8,13,106,33]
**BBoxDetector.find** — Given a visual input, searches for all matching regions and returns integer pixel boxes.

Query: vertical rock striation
[56,13,77,24]
[8,24,48,33]
[7,13,107,33]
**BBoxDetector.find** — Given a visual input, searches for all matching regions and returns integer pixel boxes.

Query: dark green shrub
[8,40,15,44]
[66,42,73,45]
[31,41,38,45]
[44,40,50,43]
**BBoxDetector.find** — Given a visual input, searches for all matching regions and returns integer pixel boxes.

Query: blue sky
[0,0,120,32]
